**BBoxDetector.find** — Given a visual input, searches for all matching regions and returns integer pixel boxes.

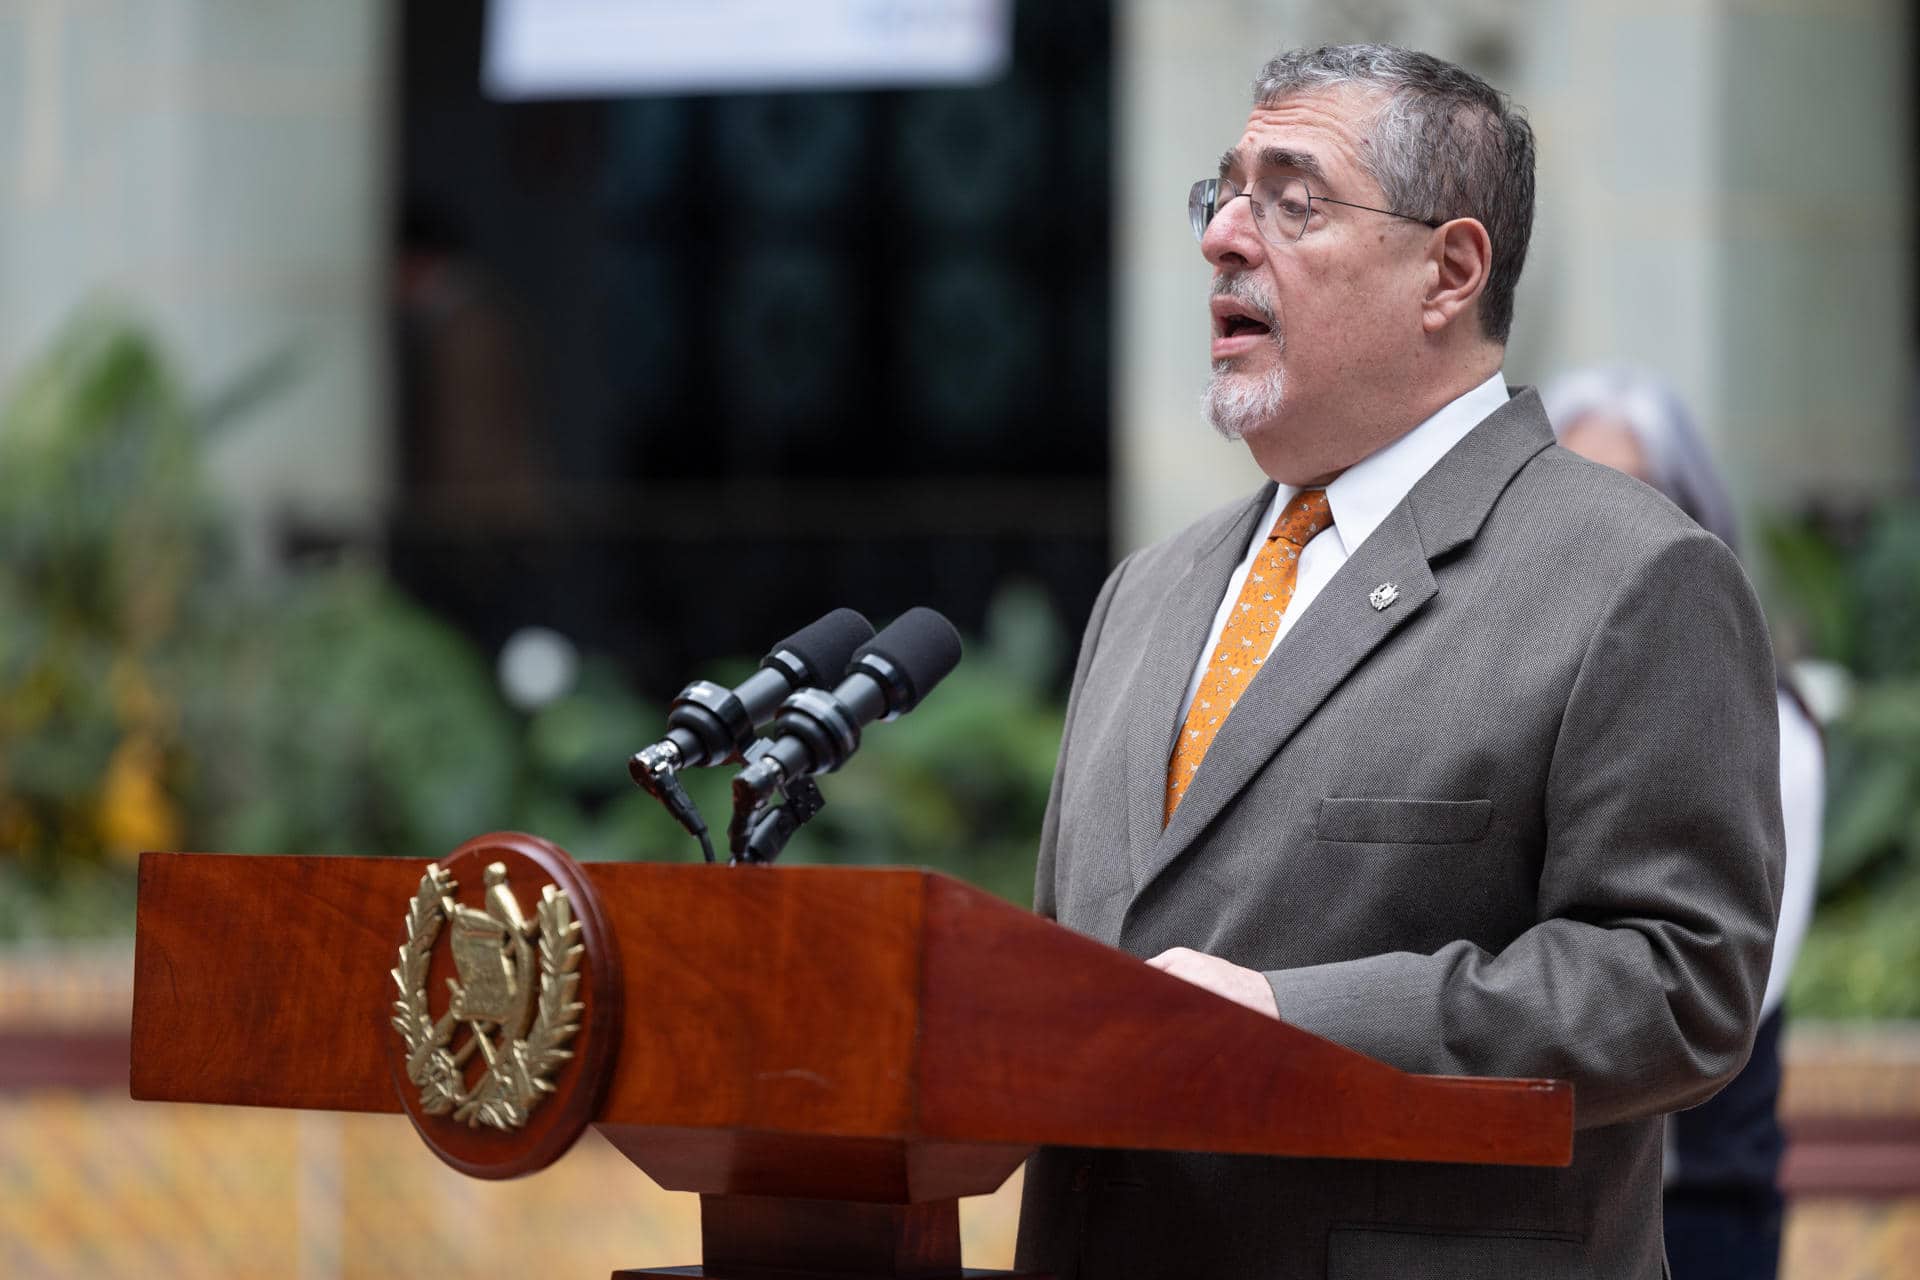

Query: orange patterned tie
[1165,488,1334,824]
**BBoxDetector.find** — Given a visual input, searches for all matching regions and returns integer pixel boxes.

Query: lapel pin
[1369,582,1400,611]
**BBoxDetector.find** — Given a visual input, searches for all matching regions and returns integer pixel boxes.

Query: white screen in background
[484,0,1014,98]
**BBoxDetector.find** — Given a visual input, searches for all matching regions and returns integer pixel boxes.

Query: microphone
[734,607,963,803]
[628,607,875,782]
[631,608,873,864]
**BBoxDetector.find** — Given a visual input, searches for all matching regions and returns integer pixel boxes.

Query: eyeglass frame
[1188,175,1443,246]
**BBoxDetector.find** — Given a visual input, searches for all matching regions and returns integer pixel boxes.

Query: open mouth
[1211,297,1276,359]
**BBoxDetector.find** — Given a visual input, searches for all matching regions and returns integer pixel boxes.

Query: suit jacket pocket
[1316,796,1492,845]
[1327,1224,1591,1280]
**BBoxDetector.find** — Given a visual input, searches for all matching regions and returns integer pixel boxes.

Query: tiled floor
[1,946,1913,1277]
[1784,1200,1920,1280]
[0,1096,1019,1277]
[3,1094,1915,1278]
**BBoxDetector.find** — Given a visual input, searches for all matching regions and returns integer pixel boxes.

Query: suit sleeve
[1033,552,1133,922]
[1263,528,1785,1129]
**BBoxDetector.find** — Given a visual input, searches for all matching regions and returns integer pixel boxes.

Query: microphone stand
[727,740,826,865]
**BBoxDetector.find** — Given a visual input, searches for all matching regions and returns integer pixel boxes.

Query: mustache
[1211,273,1278,333]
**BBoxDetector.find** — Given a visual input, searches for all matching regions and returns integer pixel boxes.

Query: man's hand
[1145,947,1279,1018]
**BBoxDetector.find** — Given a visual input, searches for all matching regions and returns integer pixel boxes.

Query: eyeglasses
[1188,175,1441,246]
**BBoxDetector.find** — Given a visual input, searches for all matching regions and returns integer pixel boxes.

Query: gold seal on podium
[390,860,584,1131]
[382,831,622,1179]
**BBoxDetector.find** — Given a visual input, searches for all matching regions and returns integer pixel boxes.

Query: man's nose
[1201,193,1265,270]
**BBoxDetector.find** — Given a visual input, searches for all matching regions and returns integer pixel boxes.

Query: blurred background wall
[0,0,393,573]
[2,1,1917,1276]
[1117,0,1915,549]
[4,0,1910,632]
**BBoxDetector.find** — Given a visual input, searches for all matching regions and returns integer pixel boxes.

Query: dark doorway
[392,1,1114,695]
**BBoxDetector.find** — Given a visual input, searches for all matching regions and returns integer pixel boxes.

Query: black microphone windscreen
[854,607,963,706]
[767,608,875,685]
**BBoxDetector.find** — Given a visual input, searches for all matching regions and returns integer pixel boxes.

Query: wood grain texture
[131,850,419,1113]
[134,855,1570,1175]
[596,1126,1029,1203]
[133,838,625,1179]
[912,874,1574,1167]
[591,863,924,1137]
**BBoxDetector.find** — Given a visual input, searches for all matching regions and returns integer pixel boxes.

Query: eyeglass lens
[1189,176,1313,245]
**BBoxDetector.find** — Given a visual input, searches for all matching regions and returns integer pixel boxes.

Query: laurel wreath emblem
[389,864,585,1130]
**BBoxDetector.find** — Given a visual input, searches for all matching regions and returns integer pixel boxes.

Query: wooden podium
[130,832,1573,1278]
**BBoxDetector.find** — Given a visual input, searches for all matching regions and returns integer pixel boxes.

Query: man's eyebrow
[1217,146,1327,183]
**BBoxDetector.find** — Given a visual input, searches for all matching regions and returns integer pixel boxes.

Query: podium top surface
[131,852,1570,1168]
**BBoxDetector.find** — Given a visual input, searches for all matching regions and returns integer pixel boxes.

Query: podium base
[615,1193,1050,1279]
[618,1270,1048,1279]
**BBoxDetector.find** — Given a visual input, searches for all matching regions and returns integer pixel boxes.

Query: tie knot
[1270,488,1333,547]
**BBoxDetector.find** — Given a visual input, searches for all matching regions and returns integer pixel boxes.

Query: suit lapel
[1134,506,1436,896]
[1126,389,1558,906]
[1122,485,1275,886]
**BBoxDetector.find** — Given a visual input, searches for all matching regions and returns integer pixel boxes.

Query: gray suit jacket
[1014,390,1784,1279]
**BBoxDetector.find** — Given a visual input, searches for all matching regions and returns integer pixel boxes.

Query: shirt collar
[1266,370,1510,558]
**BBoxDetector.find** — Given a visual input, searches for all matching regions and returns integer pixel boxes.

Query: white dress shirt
[1181,371,1511,720]
[1766,689,1824,1017]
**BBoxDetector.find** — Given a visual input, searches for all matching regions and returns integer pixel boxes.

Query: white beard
[1204,358,1286,441]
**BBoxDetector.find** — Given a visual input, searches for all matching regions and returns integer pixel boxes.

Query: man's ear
[1421,218,1493,334]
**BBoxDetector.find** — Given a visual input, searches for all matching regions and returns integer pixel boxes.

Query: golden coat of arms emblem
[389,860,584,1131]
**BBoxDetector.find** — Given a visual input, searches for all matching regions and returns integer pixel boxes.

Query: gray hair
[1253,44,1535,343]
[1540,366,1741,554]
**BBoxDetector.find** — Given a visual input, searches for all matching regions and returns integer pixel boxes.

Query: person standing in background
[1545,367,1824,1280]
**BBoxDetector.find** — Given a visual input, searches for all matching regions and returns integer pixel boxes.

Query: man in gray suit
[1015,44,1783,1279]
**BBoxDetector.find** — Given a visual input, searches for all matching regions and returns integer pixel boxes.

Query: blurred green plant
[0,309,1066,940]
[1763,504,1920,1018]
[1,312,217,936]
